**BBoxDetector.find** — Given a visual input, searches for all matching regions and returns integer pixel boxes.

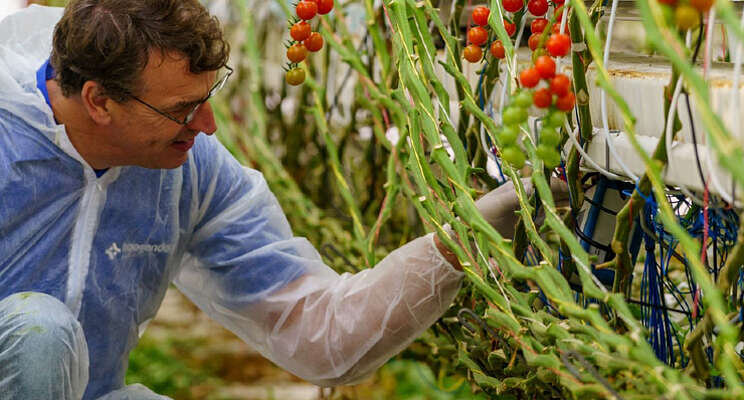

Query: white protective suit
[0,5,464,399]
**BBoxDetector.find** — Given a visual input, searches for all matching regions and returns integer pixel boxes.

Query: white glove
[474,177,569,239]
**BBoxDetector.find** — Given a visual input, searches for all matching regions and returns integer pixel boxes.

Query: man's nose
[187,101,217,135]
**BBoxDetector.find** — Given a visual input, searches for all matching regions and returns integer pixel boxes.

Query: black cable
[559,350,626,400]
[573,224,613,253]
[681,15,707,190]
[583,197,619,216]
[683,93,707,190]
[325,31,371,120]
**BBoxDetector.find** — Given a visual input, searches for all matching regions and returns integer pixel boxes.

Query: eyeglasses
[129,65,233,126]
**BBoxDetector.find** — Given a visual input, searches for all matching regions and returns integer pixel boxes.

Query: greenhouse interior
[3,0,744,398]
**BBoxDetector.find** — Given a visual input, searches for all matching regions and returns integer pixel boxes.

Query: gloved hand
[474,177,570,240]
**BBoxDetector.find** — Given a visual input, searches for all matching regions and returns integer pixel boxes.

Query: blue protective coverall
[0,5,463,399]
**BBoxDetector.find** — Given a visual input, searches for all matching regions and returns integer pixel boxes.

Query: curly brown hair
[51,0,230,102]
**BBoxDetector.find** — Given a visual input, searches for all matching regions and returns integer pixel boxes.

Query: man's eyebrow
[165,98,203,110]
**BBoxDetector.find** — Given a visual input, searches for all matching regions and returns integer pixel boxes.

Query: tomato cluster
[658,0,712,30]
[285,0,334,86]
[498,90,532,168]
[500,7,574,169]
[514,60,573,168]
[462,6,519,63]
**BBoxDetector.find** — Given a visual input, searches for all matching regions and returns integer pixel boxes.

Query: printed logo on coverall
[106,242,174,260]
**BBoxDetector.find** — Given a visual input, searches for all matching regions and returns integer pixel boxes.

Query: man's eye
[169,107,192,117]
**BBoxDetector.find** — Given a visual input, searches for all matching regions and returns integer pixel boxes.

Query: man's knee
[0,291,82,341]
[0,291,89,399]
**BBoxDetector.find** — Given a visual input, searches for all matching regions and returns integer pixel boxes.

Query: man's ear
[80,80,113,125]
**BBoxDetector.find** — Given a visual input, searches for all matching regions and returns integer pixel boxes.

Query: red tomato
[463,44,483,62]
[546,33,570,57]
[556,92,576,111]
[554,5,568,21]
[314,0,334,14]
[528,33,541,51]
[502,0,524,13]
[287,43,308,63]
[296,1,318,20]
[527,0,549,16]
[468,26,489,46]
[551,22,568,34]
[535,55,556,79]
[550,74,571,97]
[689,0,712,12]
[290,21,311,42]
[531,18,549,34]
[553,0,566,5]
[533,88,553,108]
[490,40,506,59]
[504,19,517,36]
[472,6,490,26]
[304,32,324,52]
[520,67,540,88]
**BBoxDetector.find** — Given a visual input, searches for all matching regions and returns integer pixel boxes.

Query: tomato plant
[490,40,506,59]
[463,44,483,62]
[296,1,318,20]
[468,26,489,46]
[304,32,324,52]
[472,6,490,26]
[285,68,306,86]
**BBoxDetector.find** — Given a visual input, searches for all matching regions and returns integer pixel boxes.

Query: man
[0,1,560,399]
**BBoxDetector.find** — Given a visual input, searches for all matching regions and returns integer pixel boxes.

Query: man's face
[106,51,218,169]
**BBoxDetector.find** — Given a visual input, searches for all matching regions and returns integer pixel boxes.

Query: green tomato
[514,91,533,109]
[502,107,521,125]
[501,146,526,169]
[539,127,561,146]
[675,5,700,31]
[536,144,561,169]
[515,107,529,123]
[546,111,565,128]
[544,151,562,169]
[500,124,520,145]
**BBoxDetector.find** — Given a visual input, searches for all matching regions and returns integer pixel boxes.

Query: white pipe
[599,0,638,181]
[564,121,623,180]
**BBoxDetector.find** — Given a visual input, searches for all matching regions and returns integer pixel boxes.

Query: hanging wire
[598,0,639,180]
